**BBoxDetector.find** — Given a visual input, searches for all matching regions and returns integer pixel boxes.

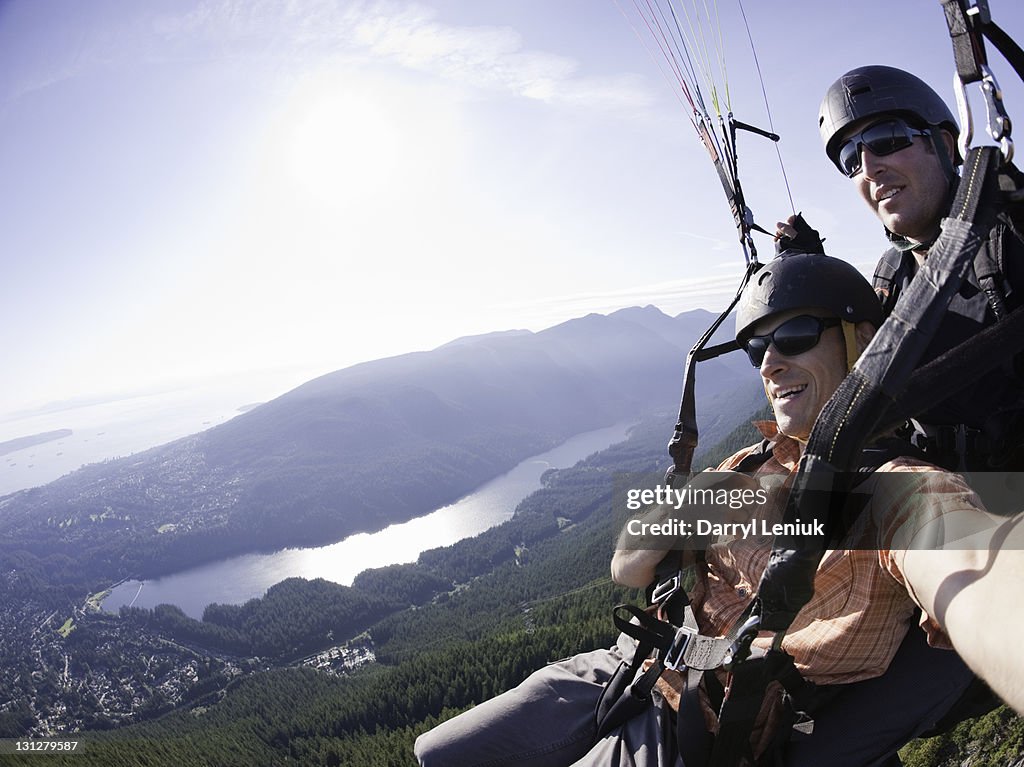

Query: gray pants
[414,634,678,767]
[414,628,976,767]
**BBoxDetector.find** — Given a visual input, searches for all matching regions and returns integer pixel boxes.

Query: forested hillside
[3,409,662,765]
[0,304,769,744]
[5,410,1020,767]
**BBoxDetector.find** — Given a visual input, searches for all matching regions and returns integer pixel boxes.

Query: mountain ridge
[0,305,761,586]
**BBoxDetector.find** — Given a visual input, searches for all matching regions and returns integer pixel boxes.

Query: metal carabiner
[980,65,1014,163]
[954,64,1014,164]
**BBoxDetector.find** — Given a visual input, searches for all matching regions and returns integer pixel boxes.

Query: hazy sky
[2,0,1022,416]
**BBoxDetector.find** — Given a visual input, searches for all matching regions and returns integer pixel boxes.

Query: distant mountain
[0,306,761,586]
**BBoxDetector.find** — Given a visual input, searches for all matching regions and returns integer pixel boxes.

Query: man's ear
[939,128,957,165]
[856,321,876,355]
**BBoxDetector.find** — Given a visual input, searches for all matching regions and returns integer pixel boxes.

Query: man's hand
[775,213,825,255]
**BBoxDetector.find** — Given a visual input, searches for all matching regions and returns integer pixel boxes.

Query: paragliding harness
[871,148,1024,473]
[872,220,1024,474]
[600,2,1024,764]
[871,6,1024,469]
[595,437,924,767]
[742,0,1024,738]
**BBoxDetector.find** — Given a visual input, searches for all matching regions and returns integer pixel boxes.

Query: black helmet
[819,65,960,172]
[735,251,884,343]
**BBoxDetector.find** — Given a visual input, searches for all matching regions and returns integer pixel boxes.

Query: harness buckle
[663,625,696,670]
[650,572,683,607]
[724,614,762,669]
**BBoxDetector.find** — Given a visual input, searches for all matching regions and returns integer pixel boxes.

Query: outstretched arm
[900,511,1024,714]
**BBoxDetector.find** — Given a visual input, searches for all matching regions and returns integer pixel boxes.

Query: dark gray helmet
[819,65,960,171]
[736,251,884,343]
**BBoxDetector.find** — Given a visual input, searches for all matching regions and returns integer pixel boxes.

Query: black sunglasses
[743,315,842,367]
[836,118,930,177]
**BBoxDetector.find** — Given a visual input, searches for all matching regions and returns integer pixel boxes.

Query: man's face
[840,117,954,243]
[752,309,848,443]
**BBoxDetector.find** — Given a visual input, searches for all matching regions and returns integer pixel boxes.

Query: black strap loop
[943,0,1024,85]
[667,260,761,481]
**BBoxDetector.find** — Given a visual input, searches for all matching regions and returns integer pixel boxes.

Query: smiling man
[815,65,1024,474]
[607,251,1023,767]
[820,67,961,254]
[415,251,1021,767]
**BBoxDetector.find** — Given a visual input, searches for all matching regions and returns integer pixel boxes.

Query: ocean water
[0,369,317,497]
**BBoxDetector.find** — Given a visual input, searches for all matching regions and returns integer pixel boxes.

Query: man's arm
[900,511,1024,714]
[610,503,686,589]
[611,470,761,588]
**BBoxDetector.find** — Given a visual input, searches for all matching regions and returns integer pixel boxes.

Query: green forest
[3,412,1022,766]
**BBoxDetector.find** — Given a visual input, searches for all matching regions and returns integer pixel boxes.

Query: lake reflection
[104,421,633,619]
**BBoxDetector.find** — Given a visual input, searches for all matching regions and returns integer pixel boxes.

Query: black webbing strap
[984,21,1024,81]
[943,0,989,84]
[595,605,673,739]
[677,667,714,767]
[879,303,1024,432]
[593,660,666,740]
[613,604,678,661]
[754,145,1002,633]
[942,0,1024,85]
[708,661,763,767]
[667,262,757,483]
[707,650,805,767]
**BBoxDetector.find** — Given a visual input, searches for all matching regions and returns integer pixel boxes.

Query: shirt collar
[752,420,802,471]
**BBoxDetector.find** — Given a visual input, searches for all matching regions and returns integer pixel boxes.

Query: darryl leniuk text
[615,474,825,546]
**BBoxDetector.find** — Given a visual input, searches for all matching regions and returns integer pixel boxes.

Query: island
[0,429,73,457]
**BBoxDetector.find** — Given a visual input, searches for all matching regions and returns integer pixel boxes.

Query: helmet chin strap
[841,319,858,372]
[930,130,959,186]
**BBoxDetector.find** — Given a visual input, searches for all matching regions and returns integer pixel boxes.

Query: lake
[103,420,635,619]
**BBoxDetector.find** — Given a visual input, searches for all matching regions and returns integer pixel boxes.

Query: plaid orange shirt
[689,422,981,685]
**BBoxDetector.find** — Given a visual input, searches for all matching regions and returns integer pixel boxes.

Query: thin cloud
[501,254,879,326]
[672,229,738,254]
[503,273,748,327]
[146,0,657,112]
[348,2,656,111]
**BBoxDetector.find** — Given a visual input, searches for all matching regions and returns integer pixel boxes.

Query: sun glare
[221,68,478,373]
[283,82,405,209]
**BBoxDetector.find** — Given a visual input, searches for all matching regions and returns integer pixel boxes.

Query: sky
[2,0,1023,418]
